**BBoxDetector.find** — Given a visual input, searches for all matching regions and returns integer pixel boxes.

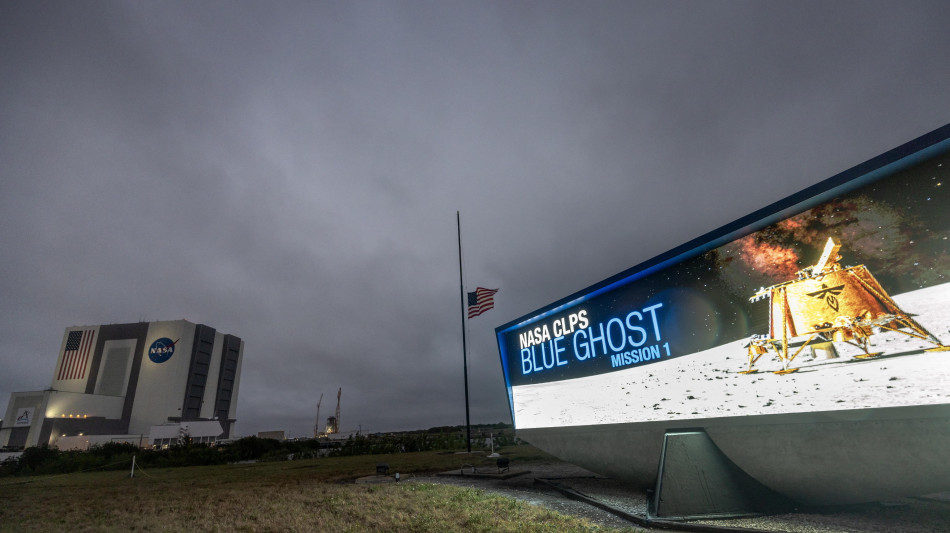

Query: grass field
[0,445,637,532]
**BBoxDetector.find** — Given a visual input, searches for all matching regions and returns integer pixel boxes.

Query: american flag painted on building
[467,287,499,318]
[58,329,95,381]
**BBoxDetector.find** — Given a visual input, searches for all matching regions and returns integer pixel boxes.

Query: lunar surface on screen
[512,282,950,429]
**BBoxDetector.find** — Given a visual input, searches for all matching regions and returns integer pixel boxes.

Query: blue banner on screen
[497,124,950,430]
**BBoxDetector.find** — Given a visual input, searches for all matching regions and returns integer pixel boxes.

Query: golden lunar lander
[742,237,949,374]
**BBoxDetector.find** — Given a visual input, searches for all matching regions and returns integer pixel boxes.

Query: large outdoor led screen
[497,125,950,430]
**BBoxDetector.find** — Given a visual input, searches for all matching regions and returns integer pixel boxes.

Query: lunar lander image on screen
[743,237,950,374]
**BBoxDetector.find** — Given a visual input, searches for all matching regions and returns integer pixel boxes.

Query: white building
[0,320,243,449]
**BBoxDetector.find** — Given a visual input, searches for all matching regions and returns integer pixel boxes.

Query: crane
[314,393,323,438]
[334,387,342,434]
[325,387,343,435]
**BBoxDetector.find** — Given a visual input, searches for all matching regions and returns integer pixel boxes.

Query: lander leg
[772,303,800,375]
[850,333,882,359]
[878,315,950,353]
[740,344,765,374]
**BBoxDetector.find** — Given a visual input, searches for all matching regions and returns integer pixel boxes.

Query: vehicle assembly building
[0,319,243,450]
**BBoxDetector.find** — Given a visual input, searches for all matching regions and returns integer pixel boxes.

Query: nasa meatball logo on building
[15,407,34,427]
[148,337,178,364]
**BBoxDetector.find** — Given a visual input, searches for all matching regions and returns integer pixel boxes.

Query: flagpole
[457,211,472,453]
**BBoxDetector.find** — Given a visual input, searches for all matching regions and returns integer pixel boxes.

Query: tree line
[0,424,516,477]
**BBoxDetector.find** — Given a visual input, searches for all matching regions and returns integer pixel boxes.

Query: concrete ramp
[649,429,792,520]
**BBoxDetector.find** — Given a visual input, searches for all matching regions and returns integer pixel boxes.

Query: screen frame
[495,123,950,428]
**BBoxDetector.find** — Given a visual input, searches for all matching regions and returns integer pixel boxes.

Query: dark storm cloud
[2,1,950,436]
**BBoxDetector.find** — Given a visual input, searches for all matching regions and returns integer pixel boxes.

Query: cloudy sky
[2,1,949,438]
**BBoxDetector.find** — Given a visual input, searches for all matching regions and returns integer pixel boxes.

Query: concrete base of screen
[650,429,794,519]
[516,404,950,506]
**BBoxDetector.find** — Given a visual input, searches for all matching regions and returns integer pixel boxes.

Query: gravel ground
[409,464,645,531]
[409,462,950,532]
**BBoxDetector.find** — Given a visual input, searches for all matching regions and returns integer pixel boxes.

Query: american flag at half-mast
[57,329,95,381]
[467,287,499,318]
